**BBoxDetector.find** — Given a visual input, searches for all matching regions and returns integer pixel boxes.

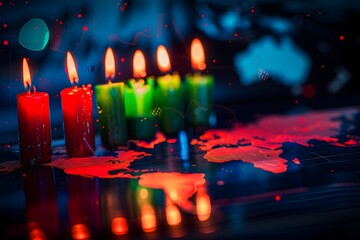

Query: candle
[17,58,51,165]
[61,51,95,157]
[95,48,127,148]
[124,50,156,140]
[185,38,214,126]
[155,45,185,136]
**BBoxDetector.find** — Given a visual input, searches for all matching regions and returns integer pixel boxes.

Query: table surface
[1,104,360,240]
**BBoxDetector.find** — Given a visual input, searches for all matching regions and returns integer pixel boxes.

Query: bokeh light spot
[19,18,49,51]
[303,84,316,98]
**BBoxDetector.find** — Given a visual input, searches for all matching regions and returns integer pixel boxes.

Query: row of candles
[17,38,214,166]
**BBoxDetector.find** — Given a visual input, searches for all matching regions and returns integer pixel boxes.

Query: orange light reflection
[196,185,212,221]
[166,197,182,226]
[111,217,128,236]
[141,205,157,233]
[71,224,90,240]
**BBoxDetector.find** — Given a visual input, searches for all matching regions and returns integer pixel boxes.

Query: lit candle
[185,38,214,126]
[61,51,94,157]
[155,45,185,136]
[95,48,127,148]
[17,58,51,165]
[124,50,156,140]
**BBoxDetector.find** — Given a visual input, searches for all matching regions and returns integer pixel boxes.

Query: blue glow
[195,5,250,40]
[19,18,49,51]
[220,11,239,30]
[234,36,311,86]
[259,16,294,33]
[179,131,189,161]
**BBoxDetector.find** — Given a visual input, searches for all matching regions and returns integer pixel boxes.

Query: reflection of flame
[196,185,211,221]
[138,172,205,213]
[133,50,146,78]
[66,51,79,85]
[28,222,46,240]
[71,224,90,239]
[141,205,157,232]
[140,188,148,199]
[105,47,116,81]
[166,197,182,226]
[111,217,128,236]
[191,38,206,71]
[22,58,31,90]
[157,45,171,73]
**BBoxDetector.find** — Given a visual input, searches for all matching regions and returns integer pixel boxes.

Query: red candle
[61,51,95,157]
[17,58,51,165]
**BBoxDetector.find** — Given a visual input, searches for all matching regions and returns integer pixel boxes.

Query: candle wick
[108,78,112,84]
[26,82,31,94]
[73,80,78,89]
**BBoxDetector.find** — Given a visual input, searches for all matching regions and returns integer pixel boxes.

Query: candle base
[186,107,214,127]
[159,110,185,137]
[127,116,157,140]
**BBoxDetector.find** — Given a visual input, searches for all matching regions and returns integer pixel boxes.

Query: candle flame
[156,45,171,73]
[105,47,115,81]
[133,50,146,78]
[66,51,79,85]
[22,58,31,91]
[191,38,206,71]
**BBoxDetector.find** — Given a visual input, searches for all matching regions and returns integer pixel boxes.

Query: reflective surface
[1,104,360,239]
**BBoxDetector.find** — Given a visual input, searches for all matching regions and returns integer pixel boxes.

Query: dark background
[0,0,359,145]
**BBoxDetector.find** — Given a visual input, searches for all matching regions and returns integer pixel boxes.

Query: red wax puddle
[275,195,281,201]
[131,132,166,149]
[139,172,205,213]
[167,138,177,144]
[49,150,150,178]
[292,158,300,165]
[0,160,21,173]
[204,146,286,173]
[195,108,358,173]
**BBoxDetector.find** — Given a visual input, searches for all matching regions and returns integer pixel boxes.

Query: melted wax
[195,108,358,173]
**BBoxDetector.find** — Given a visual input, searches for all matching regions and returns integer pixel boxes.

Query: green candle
[185,73,214,126]
[95,48,127,148]
[185,38,215,126]
[125,50,156,140]
[155,45,185,136]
